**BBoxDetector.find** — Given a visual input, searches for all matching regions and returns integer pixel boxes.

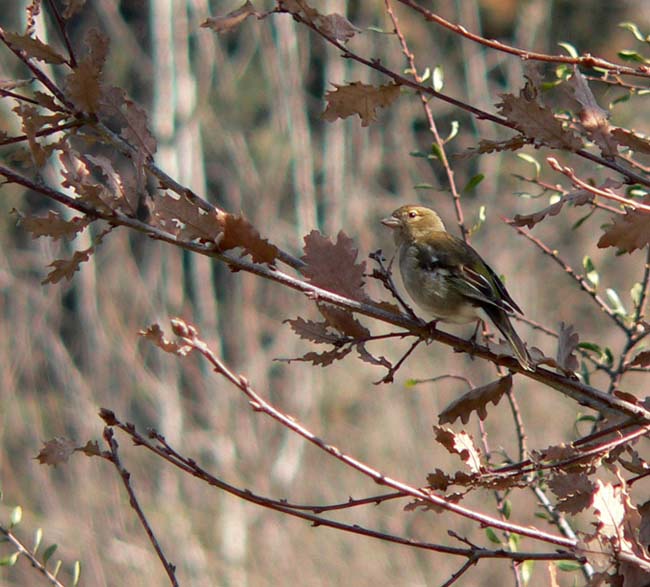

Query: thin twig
[103,427,179,587]
[0,524,67,587]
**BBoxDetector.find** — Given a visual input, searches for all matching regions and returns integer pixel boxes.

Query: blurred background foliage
[0,1,649,585]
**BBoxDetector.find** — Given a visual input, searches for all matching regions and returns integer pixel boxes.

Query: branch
[397,0,650,79]
[2,164,649,420]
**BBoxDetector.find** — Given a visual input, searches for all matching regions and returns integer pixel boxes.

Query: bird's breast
[399,245,479,323]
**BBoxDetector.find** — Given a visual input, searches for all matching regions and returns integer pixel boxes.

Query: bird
[381,204,533,371]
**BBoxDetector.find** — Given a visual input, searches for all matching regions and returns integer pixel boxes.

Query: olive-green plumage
[381,205,533,371]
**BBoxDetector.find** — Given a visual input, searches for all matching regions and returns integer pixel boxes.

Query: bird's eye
[408,210,418,219]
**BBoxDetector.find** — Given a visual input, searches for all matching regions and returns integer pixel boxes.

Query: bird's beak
[381,216,400,229]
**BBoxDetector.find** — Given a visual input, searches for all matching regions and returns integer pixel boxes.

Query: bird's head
[381,205,446,243]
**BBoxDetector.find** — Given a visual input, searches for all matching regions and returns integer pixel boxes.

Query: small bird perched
[381,205,533,371]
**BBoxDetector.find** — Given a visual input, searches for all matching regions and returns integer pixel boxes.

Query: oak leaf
[20,210,90,241]
[301,230,369,301]
[556,322,580,374]
[322,82,400,127]
[35,437,77,466]
[598,209,650,254]
[4,32,66,64]
[433,426,483,473]
[438,375,512,425]
[42,247,93,285]
[281,346,352,367]
[139,324,192,356]
[201,1,259,33]
[631,351,650,368]
[568,67,617,158]
[548,472,595,514]
[611,127,650,155]
[217,213,279,264]
[511,190,593,228]
[284,316,341,345]
[317,304,369,338]
[152,192,222,241]
[497,89,583,151]
[63,0,86,19]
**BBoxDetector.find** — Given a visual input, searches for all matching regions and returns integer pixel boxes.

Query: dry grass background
[0,1,649,585]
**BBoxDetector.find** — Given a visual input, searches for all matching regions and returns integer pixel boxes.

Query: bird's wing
[415,233,523,315]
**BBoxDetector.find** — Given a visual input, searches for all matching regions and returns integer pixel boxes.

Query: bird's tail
[484,306,534,371]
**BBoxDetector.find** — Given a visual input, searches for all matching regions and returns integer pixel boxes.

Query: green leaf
[619,22,647,42]
[578,341,602,353]
[429,144,442,160]
[558,42,579,58]
[432,65,444,92]
[604,347,614,368]
[485,527,501,544]
[72,560,81,586]
[366,26,391,34]
[10,506,22,527]
[409,151,428,158]
[33,527,43,553]
[507,532,520,551]
[43,543,58,565]
[463,173,484,193]
[606,288,627,316]
[444,120,459,143]
[516,153,541,177]
[520,559,534,586]
[502,498,512,520]
[557,561,582,572]
[627,185,649,199]
[618,50,648,63]
[582,255,599,287]
[413,183,436,190]
[0,552,19,566]
[576,414,598,424]
[571,209,595,230]
[631,282,643,308]
[419,67,431,83]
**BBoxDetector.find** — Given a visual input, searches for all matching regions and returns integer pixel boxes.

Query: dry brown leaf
[438,375,512,425]
[139,324,192,356]
[59,148,114,212]
[591,481,626,541]
[65,28,109,112]
[598,209,650,254]
[611,127,650,155]
[568,67,617,158]
[281,346,352,367]
[218,213,279,264]
[322,82,401,127]
[355,343,391,369]
[557,322,580,373]
[427,468,452,491]
[639,501,650,548]
[301,230,369,301]
[201,1,258,33]
[4,32,67,64]
[42,247,93,285]
[20,210,90,241]
[317,304,369,338]
[548,472,595,514]
[35,437,77,466]
[284,316,340,344]
[120,98,157,158]
[462,136,528,157]
[315,12,359,43]
[511,190,593,228]
[498,92,583,151]
[63,0,86,19]
[151,192,222,241]
[631,351,650,368]
[433,426,483,473]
